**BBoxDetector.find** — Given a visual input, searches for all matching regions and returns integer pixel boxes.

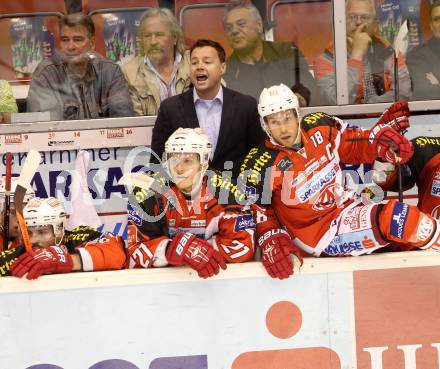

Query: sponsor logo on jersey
[168,219,176,227]
[324,233,379,256]
[291,173,306,187]
[434,171,440,180]
[276,157,293,172]
[432,180,440,197]
[303,112,333,125]
[191,219,206,227]
[324,238,363,256]
[414,137,440,148]
[127,203,142,226]
[391,202,409,239]
[417,215,434,242]
[341,206,370,231]
[234,214,256,232]
[296,162,338,203]
[240,149,272,185]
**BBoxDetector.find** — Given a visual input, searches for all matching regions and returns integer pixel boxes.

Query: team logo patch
[277,157,293,172]
[234,214,256,232]
[431,180,440,197]
[312,183,336,211]
[391,202,409,239]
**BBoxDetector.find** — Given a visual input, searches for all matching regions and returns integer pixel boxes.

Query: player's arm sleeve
[75,233,126,272]
[126,191,170,269]
[212,205,255,263]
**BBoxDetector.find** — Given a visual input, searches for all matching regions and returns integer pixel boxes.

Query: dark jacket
[151,87,264,177]
[407,37,440,100]
[224,40,320,105]
[27,52,134,120]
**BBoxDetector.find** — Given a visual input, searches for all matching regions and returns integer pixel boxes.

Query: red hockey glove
[369,125,413,164]
[258,229,302,280]
[166,232,227,278]
[11,246,73,280]
[377,101,410,133]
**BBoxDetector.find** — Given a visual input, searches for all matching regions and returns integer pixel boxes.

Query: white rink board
[2,251,440,369]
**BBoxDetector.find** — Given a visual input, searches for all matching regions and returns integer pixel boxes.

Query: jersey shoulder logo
[302,112,336,132]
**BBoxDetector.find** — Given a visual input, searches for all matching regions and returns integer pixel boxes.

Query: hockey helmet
[164,128,212,193]
[258,84,301,145]
[0,177,35,206]
[23,197,67,245]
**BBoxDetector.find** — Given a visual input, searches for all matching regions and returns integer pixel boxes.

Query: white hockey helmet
[258,83,301,144]
[164,128,212,192]
[23,197,67,245]
[0,177,35,205]
[164,128,212,168]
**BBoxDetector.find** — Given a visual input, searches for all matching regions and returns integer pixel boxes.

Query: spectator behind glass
[0,80,18,114]
[151,39,264,178]
[121,8,191,116]
[27,13,134,121]
[314,0,411,105]
[407,1,440,100]
[222,2,320,106]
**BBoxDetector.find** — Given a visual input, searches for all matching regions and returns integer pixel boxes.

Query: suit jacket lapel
[213,88,235,162]
[182,88,199,128]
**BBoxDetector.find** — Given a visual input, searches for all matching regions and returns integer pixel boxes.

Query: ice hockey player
[10,196,126,279]
[240,83,440,279]
[373,136,440,222]
[125,128,255,278]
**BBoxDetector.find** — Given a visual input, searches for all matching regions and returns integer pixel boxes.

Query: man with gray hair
[222,2,319,106]
[27,13,134,120]
[122,8,191,116]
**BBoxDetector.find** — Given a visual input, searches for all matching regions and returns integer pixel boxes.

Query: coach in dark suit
[151,39,264,177]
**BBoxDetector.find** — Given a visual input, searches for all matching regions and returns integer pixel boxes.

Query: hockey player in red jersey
[125,128,255,278]
[240,83,440,279]
[373,136,440,221]
[10,196,126,279]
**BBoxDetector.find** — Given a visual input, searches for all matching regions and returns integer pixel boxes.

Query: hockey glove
[11,246,73,280]
[258,229,302,280]
[166,232,227,278]
[369,125,413,164]
[377,101,410,134]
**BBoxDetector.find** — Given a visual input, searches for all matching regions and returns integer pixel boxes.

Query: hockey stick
[2,153,13,251]
[393,20,409,203]
[14,150,41,252]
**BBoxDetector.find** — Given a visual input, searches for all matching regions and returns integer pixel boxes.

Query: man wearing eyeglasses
[222,2,320,106]
[314,0,411,105]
